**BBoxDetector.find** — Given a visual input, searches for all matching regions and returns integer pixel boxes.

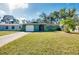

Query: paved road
[0,32,30,47]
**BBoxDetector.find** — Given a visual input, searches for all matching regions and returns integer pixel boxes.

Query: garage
[26,25,34,31]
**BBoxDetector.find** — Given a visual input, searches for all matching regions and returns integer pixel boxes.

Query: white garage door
[26,25,34,31]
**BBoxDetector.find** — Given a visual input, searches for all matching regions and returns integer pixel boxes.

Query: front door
[39,25,44,31]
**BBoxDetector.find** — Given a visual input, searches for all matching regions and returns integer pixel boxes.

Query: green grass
[0,31,79,55]
[0,31,16,36]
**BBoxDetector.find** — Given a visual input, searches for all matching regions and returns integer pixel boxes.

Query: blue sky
[0,3,79,20]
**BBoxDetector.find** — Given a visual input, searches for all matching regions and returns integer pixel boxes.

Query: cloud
[0,3,9,12]
[0,3,29,20]
[0,10,6,17]
[7,1,29,14]
[0,10,6,20]
[6,0,29,11]
[36,12,41,16]
[8,3,28,11]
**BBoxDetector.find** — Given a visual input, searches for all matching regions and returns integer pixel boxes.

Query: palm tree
[59,8,67,19]
[67,8,76,17]
[73,14,79,25]
[60,17,76,33]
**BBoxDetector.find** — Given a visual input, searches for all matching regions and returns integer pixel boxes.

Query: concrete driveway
[0,32,30,47]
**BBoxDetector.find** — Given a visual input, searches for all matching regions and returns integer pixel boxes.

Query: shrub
[60,17,76,33]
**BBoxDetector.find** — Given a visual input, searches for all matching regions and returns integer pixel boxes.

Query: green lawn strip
[0,31,79,54]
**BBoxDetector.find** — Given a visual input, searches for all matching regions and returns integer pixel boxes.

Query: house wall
[44,25,60,32]
[34,24,60,32]
[0,25,22,31]
[34,25,39,32]
[0,26,5,30]
[0,24,60,32]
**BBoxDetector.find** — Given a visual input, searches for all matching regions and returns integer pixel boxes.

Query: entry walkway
[0,32,30,47]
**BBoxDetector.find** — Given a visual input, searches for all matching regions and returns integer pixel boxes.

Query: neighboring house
[0,23,60,32]
[0,24,22,31]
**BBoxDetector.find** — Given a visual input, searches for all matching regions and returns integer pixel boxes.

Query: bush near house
[46,25,61,31]
[60,18,76,33]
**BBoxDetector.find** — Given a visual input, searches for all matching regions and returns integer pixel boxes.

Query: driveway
[0,32,30,47]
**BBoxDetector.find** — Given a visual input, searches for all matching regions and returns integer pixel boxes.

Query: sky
[0,3,79,21]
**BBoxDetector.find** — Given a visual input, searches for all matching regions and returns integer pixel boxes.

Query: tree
[59,8,67,19]
[60,17,76,33]
[22,19,27,24]
[59,8,76,33]
[36,18,42,23]
[73,15,79,25]
[1,15,15,24]
[39,12,48,23]
[67,8,76,17]
[50,11,59,24]
[14,19,20,24]
[46,15,54,24]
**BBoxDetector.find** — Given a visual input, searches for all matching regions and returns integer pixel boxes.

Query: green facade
[25,23,60,32]
[34,24,60,32]
[34,25,39,32]
[44,25,60,32]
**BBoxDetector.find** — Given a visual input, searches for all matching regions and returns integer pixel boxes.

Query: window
[5,26,8,29]
[12,26,15,29]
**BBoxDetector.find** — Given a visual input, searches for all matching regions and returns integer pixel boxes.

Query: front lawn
[0,31,79,55]
[0,31,16,36]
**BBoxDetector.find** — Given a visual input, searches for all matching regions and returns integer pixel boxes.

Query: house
[24,23,60,32]
[0,24,22,31]
[0,23,60,32]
